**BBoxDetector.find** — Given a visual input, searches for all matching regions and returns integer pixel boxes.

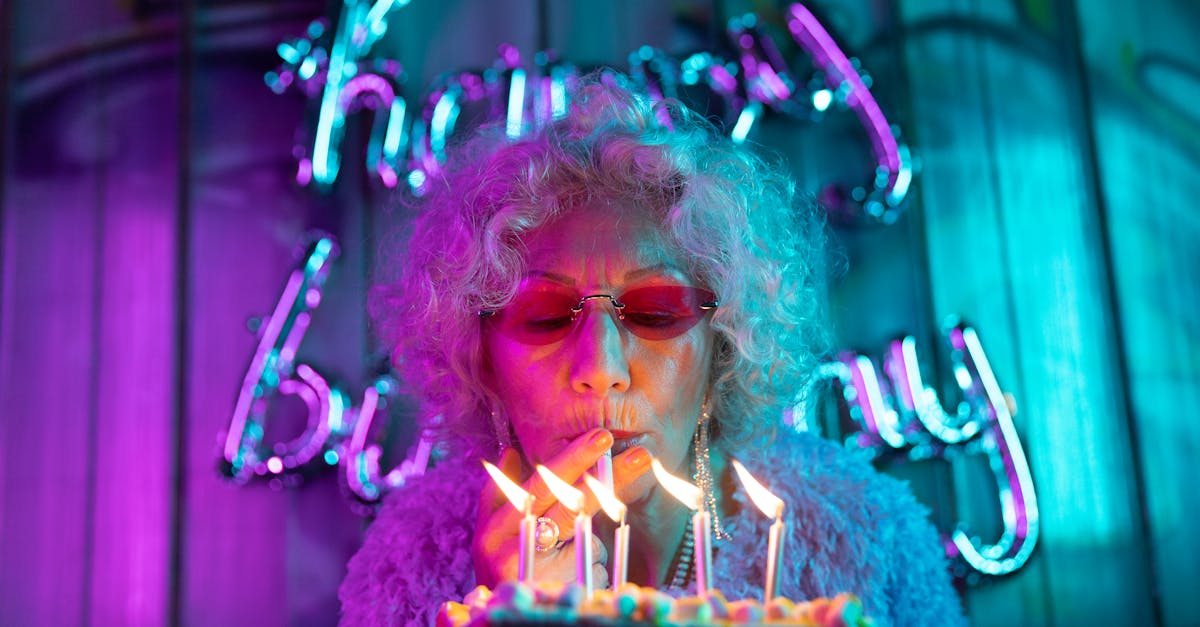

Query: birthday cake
[436,581,870,626]
[452,459,872,624]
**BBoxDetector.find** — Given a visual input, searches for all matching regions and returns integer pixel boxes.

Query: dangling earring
[490,407,513,456]
[693,398,730,541]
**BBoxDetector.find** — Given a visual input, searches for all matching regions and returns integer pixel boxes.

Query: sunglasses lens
[618,286,716,340]
[488,288,578,345]
[486,285,716,344]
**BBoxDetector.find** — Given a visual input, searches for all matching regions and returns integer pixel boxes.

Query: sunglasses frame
[478,285,719,344]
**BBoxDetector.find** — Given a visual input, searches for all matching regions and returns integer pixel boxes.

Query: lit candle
[536,465,594,599]
[482,461,536,583]
[731,459,787,601]
[650,458,712,599]
[584,474,629,590]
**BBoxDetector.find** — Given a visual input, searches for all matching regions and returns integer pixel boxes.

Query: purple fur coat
[338,430,966,626]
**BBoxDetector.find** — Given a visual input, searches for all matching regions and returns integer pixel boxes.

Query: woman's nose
[568,303,631,394]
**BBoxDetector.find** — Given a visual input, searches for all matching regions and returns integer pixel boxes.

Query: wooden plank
[0,186,99,624]
[2,0,178,622]
[284,139,387,625]
[898,1,1153,624]
[179,65,298,624]
[1078,2,1200,624]
[180,191,293,625]
[893,7,1048,626]
[85,75,181,624]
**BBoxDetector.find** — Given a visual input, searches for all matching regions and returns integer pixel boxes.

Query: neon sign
[821,322,1040,576]
[220,233,432,509]
[267,1,912,224]
[227,0,1035,582]
[219,231,1039,581]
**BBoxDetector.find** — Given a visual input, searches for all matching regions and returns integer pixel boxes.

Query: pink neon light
[296,158,313,186]
[945,325,1038,574]
[786,4,903,202]
[225,271,305,464]
[830,323,1039,578]
[223,237,339,482]
[345,380,431,501]
[340,73,395,108]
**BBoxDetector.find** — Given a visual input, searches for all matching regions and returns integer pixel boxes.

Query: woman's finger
[525,428,613,514]
[588,529,611,590]
[475,428,622,585]
[609,445,652,493]
[593,562,610,591]
[591,533,609,567]
[537,534,611,588]
[572,444,653,517]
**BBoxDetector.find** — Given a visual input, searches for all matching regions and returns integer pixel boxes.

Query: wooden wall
[1,0,1196,625]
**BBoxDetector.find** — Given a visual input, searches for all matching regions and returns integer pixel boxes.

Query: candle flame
[650,458,702,511]
[584,474,627,523]
[731,459,784,519]
[536,465,585,512]
[483,461,533,513]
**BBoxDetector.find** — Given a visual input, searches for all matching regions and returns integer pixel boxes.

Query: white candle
[650,458,713,598]
[519,502,536,583]
[765,513,785,600]
[612,516,629,589]
[584,473,629,591]
[537,465,593,599]
[483,461,537,583]
[595,448,614,494]
[731,459,788,602]
[575,511,593,595]
[694,509,713,599]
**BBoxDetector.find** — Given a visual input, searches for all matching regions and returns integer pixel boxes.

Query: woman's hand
[472,427,650,588]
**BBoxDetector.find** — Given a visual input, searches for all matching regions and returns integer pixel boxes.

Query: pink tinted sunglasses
[480,285,718,345]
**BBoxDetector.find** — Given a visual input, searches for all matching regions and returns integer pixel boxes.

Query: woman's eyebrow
[625,263,684,281]
[523,269,576,285]
[523,264,684,285]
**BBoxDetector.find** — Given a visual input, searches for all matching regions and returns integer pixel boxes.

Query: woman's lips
[610,433,646,456]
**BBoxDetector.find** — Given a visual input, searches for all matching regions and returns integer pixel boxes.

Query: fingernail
[623,447,650,469]
[589,429,613,450]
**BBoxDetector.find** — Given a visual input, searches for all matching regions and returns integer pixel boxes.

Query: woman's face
[483,201,715,505]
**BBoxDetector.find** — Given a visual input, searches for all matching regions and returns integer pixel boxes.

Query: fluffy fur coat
[338,430,965,626]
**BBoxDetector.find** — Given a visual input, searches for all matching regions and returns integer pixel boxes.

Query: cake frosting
[436,581,870,626]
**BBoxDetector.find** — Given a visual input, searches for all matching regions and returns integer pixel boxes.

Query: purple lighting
[221,234,431,505]
[786,3,912,223]
[222,236,340,482]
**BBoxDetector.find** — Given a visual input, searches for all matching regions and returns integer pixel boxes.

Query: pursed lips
[608,431,647,456]
[560,428,647,455]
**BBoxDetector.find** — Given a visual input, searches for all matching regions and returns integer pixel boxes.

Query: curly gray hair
[372,72,829,458]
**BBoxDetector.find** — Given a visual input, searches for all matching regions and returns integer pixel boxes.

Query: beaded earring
[490,407,513,456]
[692,400,730,541]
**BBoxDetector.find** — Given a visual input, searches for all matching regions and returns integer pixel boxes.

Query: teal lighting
[383,99,407,159]
[731,101,760,143]
[506,68,527,138]
[811,88,832,111]
[306,238,334,274]
[299,57,317,80]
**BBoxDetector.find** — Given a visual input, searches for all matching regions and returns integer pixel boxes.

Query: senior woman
[338,74,964,625]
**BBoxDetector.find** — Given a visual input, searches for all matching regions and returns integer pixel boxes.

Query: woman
[339,74,964,626]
